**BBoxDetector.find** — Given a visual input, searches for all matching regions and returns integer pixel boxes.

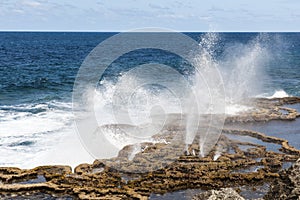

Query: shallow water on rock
[282,161,294,170]
[0,193,74,200]
[285,103,300,112]
[238,144,258,151]
[226,118,300,150]
[279,109,290,115]
[149,188,203,200]
[224,133,282,153]
[150,183,270,199]
[232,165,265,173]
[18,175,46,184]
[237,183,270,199]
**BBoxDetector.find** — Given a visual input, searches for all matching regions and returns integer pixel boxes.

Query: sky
[0,0,300,31]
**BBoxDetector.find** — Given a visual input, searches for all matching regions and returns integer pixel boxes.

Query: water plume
[221,33,271,103]
[185,33,275,157]
[185,32,225,157]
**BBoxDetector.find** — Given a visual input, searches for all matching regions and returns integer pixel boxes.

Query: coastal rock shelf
[265,158,300,199]
[226,97,300,123]
[1,97,300,199]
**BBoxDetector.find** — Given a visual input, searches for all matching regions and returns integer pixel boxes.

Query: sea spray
[128,143,142,161]
[221,33,271,103]
[185,32,225,157]
[77,61,192,163]
[74,31,279,168]
[268,90,289,98]
[185,33,274,158]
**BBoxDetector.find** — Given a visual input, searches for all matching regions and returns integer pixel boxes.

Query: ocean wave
[225,104,252,115]
[0,101,73,136]
[0,100,94,169]
[255,89,290,99]
[267,90,290,99]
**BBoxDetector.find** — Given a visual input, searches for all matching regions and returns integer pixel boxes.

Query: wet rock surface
[0,97,300,199]
[192,188,245,200]
[264,158,300,200]
[225,97,300,123]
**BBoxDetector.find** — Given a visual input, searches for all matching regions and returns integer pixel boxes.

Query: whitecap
[267,90,289,99]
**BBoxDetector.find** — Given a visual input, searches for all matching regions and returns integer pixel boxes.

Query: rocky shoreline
[1,97,300,199]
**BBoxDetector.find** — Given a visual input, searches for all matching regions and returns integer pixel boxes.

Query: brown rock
[265,158,300,200]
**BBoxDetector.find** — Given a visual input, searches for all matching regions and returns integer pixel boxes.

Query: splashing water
[79,32,278,162]
[267,90,289,99]
[185,32,225,157]
[185,33,273,157]
[221,34,271,103]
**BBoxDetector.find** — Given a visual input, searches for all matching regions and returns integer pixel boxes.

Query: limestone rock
[265,158,300,200]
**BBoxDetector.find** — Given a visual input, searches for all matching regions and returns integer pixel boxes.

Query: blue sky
[0,0,299,31]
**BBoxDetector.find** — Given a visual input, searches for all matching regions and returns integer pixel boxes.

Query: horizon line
[0,29,300,33]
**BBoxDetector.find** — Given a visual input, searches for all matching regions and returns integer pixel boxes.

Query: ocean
[0,32,300,169]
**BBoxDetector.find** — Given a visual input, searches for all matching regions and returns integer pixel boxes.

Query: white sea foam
[213,152,221,161]
[0,104,70,137]
[267,90,289,99]
[225,104,252,115]
[28,127,94,170]
[0,101,94,169]
[256,89,290,99]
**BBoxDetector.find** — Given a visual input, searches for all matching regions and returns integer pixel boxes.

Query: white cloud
[148,3,169,10]
[0,0,299,31]
[208,6,226,12]
[21,0,42,8]
[13,9,25,14]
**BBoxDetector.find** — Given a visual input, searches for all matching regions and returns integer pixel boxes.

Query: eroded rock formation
[0,97,299,199]
[264,158,300,200]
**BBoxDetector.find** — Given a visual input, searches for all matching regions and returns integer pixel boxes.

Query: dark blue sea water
[0,32,299,168]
